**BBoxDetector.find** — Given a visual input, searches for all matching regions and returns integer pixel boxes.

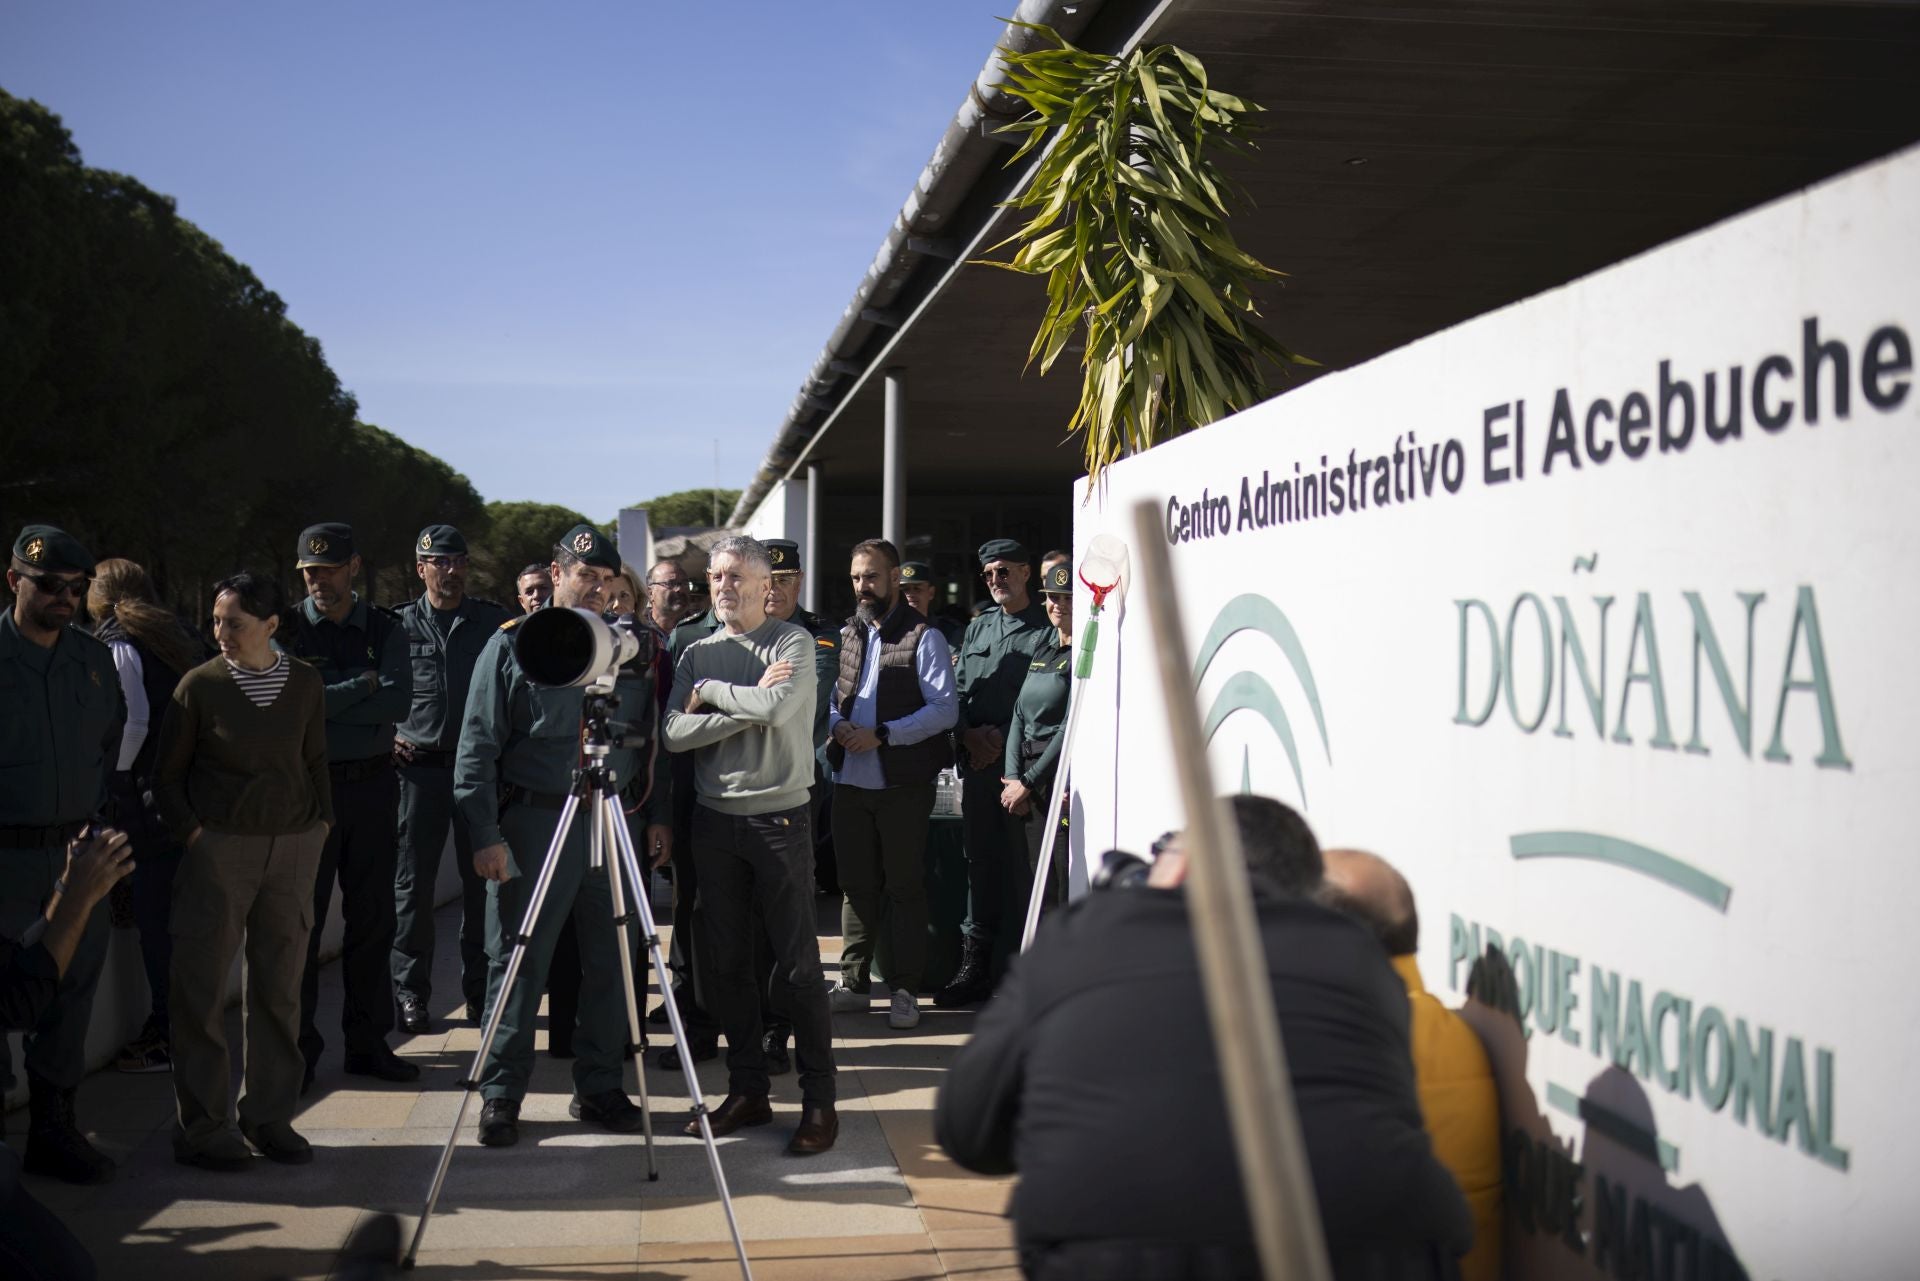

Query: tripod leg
[597,793,658,1180]
[404,794,582,1269]
[610,812,755,1281]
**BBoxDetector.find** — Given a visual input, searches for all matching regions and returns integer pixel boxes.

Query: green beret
[12,524,95,574]
[559,524,621,572]
[296,522,356,568]
[900,561,934,584]
[416,524,468,557]
[764,539,802,574]
[977,538,1028,567]
[1041,562,1072,594]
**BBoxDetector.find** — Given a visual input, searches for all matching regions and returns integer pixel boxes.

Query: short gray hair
[706,535,771,575]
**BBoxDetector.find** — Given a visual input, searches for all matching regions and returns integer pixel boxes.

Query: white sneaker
[888,989,921,1030]
[828,984,870,1013]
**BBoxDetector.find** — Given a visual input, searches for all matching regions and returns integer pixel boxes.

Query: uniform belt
[329,755,393,783]
[506,786,571,811]
[0,821,86,849]
[398,745,456,769]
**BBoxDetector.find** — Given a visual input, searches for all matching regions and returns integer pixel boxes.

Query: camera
[514,607,655,688]
[1092,848,1154,891]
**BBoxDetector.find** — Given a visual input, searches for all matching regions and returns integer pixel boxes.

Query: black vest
[827,600,950,786]
[94,616,205,783]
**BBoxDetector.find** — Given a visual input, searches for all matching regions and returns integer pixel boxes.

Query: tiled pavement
[8,896,1018,1280]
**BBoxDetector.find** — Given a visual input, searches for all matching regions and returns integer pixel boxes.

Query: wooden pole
[1129,499,1333,1281]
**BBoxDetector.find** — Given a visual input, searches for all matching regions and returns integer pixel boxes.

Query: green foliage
[980,27,1314,487]
[629,488,741,530]
[0,90,486,616]
[471,500,591,603]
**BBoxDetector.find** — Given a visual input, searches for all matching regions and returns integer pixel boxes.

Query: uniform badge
[572,531,594,554]
[90,669,102,687]
[420,532,434,551]
[23,537,44,564]
[309,536,329,556]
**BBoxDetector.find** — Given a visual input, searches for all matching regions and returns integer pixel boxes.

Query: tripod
[403,681,753,1278]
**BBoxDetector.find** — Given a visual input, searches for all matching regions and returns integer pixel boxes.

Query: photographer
[455,524,671,1148]
[935,795,1470,1280]
[1,825,134,1281]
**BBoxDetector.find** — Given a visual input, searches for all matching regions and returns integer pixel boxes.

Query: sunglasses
[420,555,469,569]
[25,573,90,599]
[982,566,1019,581]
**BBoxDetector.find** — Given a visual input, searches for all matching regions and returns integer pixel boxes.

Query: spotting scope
[513,607,653,688]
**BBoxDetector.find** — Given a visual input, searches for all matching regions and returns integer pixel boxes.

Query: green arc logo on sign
[1191,594,1331,805]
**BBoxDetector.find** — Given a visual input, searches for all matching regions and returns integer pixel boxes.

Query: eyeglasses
[648,580,688,591]
[25,573,90,599]
[420,555,468,570]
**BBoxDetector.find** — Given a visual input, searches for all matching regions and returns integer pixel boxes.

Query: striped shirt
[225,652,290,708]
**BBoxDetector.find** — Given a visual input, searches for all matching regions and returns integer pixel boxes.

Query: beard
[854,587,894,626]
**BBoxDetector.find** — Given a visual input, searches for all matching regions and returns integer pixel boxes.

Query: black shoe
[646,1001,671,1026]
[934,937,994,1008]
[654,1037,718,1072]
[464,990,488,1024]
[396,992,430,1035]
[24,1075,115,1185]
[570,1089,647,1132]
[241,1118,314,1165]
[763,1027,792,1076]
[172,1129,253,1172]
[344,1047,421,1084]
[478,1099,519,1147]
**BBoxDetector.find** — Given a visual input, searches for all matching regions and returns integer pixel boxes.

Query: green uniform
[391,594,511,1013]
[455,619,666,1102]
[788,605,840,768]
[953,598,1050,946]
[0,612,122,1089]
[1006,631,1072,909]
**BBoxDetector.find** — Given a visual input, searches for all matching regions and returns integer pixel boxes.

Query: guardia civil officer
[456,525,672,1147]
[935,538,1049,1008]
[1001,561,1074,911]
[282,523,418,1092]
[900,561,963,651]
[391,525,510,1033]
[0,524,124,1184]
[650,579,724,1061]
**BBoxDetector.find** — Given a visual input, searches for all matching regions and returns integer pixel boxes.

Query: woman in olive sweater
[152,572,333,1171]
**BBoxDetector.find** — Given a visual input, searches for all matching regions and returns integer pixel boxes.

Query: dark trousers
[959,768,1028,946]
[0,845,108,1091]
[666,800,721,1038]
[1022,784,1067,914]
[834,780,935,994]
[109,773,182,1033]
[480,803,636,1102]
[391,761,487,1012]
[300,765,400,1063]
[691,802,835,1103]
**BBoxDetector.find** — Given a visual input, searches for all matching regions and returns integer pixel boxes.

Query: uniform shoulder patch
[499,616,526,632]
[816,637,836,648]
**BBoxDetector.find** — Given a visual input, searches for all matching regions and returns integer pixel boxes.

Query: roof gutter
[731,0,1174,528]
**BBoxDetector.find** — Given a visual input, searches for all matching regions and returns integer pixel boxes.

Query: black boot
[933,936,994,1008]
[24,1072,115,1185]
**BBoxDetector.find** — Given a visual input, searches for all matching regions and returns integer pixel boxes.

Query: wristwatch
[874,723,891,745]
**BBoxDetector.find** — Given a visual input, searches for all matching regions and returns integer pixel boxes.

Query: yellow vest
[1393,953,1503,1281]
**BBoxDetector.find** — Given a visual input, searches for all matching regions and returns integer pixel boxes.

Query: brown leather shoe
[686,1092,772,1138]
[785,1103,838,1156]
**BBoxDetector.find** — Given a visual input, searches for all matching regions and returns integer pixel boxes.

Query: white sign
[1072,145,1919,1278]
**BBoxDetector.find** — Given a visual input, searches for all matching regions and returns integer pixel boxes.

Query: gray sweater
[662,617,816,816]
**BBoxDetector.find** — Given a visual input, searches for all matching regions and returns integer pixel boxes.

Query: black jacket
[935,888,1472,1281]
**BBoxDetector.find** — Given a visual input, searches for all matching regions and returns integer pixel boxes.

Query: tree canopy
[0,91,487,616]
[471,500,592,602]
[628,488,740,530]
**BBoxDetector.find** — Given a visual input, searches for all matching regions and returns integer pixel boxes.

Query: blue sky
[2,3,1013,521]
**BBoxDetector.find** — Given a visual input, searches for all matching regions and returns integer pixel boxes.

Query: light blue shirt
[828,624,957,790]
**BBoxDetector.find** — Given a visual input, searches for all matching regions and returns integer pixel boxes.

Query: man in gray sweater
[662,535,838,1155]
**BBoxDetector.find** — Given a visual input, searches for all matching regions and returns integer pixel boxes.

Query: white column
[883,368,906,549]
[804,462,823,613]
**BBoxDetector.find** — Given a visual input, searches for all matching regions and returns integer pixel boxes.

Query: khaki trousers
[170,823,327,1149]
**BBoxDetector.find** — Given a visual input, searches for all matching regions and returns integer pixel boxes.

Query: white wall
[1072,146,1918,1278]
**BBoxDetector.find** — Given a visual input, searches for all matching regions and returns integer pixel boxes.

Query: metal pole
[1128,499,1334,1281]
[805,462,823,614]
[883,368,906,548]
